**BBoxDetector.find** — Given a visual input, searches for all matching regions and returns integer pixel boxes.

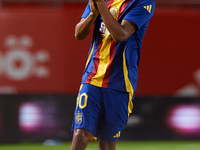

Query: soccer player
[70,0,155,150]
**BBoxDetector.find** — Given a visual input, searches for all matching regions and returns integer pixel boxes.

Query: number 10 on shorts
[76,93,88,109]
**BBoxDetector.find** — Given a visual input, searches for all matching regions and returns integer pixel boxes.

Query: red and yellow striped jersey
[81,0,155,94]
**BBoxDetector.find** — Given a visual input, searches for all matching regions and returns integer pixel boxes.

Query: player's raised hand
[90,0,99,16]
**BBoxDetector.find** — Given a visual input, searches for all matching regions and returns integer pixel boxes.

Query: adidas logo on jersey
[113,131,121,138]
[143,5,152,13]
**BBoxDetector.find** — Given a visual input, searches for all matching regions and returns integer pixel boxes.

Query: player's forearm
[96,0,128,43]
[75,12,98,40]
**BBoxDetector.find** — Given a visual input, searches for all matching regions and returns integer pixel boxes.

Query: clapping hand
[90,0,99,16]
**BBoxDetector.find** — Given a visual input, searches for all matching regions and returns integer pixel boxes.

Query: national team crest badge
[75,112,83,124]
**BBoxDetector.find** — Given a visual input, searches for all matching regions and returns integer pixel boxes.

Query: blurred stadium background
[0,0,200,149]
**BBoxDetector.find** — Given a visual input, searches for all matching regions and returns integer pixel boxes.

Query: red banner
[0,4,90,94]
[0,4,200,96]
[138,8,200,96]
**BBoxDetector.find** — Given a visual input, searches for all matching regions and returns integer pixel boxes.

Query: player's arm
[94,0,137,43]
[75,0,99,40]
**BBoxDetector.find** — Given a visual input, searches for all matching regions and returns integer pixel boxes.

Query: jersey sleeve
[81,1,91,18]
[123,0,155,29]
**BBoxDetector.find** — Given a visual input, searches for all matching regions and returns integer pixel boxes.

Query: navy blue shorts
[71,84,133,142]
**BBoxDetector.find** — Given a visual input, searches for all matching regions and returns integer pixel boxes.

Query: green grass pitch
[0,141,200,150]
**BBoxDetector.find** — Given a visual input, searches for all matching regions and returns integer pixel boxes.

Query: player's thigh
[99,89,130,142]
[72,84,102,134]
[70,129,91,150]
[98,139,117,150]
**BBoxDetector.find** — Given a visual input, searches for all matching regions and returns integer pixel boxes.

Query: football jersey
[81,0,155,96]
